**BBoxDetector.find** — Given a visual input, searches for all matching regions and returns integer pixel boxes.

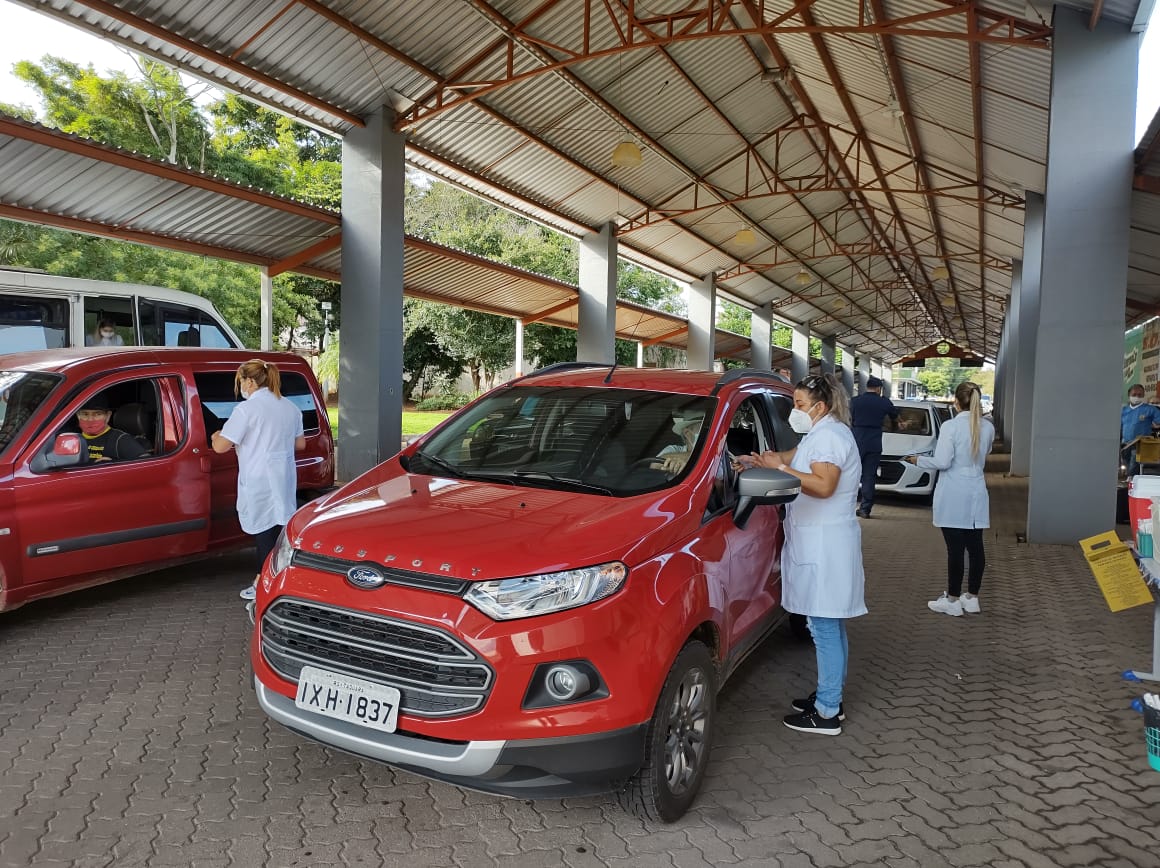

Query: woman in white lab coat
[744,373,866,736]
[905,380,994,617]
[211,360,305,600]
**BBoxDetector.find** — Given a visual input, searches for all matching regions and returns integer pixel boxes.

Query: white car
[876,400,955,501]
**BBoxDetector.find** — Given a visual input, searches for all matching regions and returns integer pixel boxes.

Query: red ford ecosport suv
[251,364,802,821]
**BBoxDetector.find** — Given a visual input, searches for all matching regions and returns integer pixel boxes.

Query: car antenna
[603,363,618,383]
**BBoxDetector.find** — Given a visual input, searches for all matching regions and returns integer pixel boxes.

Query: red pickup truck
[0,347,334,612]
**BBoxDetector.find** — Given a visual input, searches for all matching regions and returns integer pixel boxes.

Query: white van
[0,268,243,353]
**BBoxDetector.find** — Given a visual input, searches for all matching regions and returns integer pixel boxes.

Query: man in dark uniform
[75,395,148,463]
[850,376,898,518]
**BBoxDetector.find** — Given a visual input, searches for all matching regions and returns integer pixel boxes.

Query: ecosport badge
[346,565,386,590]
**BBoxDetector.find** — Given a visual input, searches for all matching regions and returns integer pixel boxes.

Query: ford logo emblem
[346,566,386,590]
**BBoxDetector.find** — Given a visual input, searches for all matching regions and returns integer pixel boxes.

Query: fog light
[545,664,591,701]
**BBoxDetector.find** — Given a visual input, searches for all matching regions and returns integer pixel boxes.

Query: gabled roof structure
[3,0,1157,362]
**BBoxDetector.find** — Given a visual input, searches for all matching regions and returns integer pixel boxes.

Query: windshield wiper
[509,470,612,495]
[411,450,465,479]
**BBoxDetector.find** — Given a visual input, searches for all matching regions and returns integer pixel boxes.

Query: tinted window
[411,386,716,497]
[885,407,933,436]
[0,371,61,453]
[0,296,69,352]
[138,299,237,348]
[193,371,320,445]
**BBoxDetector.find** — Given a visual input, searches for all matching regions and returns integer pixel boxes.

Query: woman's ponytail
[955,380,983,458]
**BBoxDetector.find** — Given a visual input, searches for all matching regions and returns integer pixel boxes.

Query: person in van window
[211,360,304,601]
[86,318,125,347]
[1121,384,1160,478]
[738,373,867,736]
[76,394,147,463]
[905,381,995,617]
[849,376,899,518]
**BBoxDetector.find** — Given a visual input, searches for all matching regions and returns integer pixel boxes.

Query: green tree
[916,357,973,398]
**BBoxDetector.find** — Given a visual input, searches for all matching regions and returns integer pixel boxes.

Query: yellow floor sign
[1080,531,1155,612]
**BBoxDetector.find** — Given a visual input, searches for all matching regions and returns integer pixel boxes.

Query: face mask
[100,330,115,339]
[789,407,815,434]
[79,418,107,436]
[1130,396,1145,407]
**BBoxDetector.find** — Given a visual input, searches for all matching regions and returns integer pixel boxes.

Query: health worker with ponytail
[905,381,994,617]
[739,373,867,736]
[211,359,305,601]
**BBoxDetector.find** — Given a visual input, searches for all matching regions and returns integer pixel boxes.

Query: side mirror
[30,432,85,473]
[734,467,800,529]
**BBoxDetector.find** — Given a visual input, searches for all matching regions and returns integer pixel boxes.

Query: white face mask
[1130,396,1145,407]
[789,407,815,434]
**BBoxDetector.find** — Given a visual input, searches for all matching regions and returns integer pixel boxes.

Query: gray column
[750,302,772,370]
[881,363,892,398]
[1001,261,1024,446]
[259,267,274,351]
[687,274,716,370]
[820,337,836,376]
[1027,7,1136,543]
[1009,203,1042,477]
[840,346,855,394]
[578,223,617,363]
[791,322,810,383]
[514,319,525,377]
[339,107,405,481]
[857,352,872,394]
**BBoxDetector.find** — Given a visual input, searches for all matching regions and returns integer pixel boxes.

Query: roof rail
[520,361,614,380]
[710,367,789,396]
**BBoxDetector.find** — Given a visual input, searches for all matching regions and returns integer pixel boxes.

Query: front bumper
[875,457,935,495]
[255,677,646,798]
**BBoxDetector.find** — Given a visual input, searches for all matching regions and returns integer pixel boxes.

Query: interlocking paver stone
[3,452,1159,867]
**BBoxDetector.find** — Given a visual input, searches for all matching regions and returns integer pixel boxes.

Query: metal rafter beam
[968,6,989,356]
[397,0,1050,131]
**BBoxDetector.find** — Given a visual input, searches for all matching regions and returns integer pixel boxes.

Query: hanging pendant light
[610,138,642,168]
[733,227,756,246]
[931,263,950,280]
[794,267,811,286]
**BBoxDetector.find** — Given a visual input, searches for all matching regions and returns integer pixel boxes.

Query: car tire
[617,640,717,823]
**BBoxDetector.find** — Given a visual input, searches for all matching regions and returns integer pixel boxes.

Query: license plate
[295,665,401,733]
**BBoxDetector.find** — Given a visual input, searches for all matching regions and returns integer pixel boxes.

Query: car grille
[292,550,468,595]
[261,598,493,717]
[876,460,906,485]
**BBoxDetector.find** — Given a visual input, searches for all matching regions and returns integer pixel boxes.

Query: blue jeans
[807,616,848,719]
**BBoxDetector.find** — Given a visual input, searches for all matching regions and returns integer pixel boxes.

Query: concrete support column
[820,338,836,376]
[636,341,644,368]
[578,223,617,363]
[514,319,525,377]
[1010,213,1043,476]
[1027,6,1136,543]
[339,107,405,481]
[751,302,773,370]
[687,274,717,370]
[791,322,810,383]
[857,353,872,394]
[1002,260,1024,446]
[259,267,273,351]
[840,346,854,395]
[881,363,893,398]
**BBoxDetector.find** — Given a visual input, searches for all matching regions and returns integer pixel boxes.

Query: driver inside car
[653,408,706,474]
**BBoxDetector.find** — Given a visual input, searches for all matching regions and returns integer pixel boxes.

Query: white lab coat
[221,387,303,535]
[916,413,994,529]
[781,414,868,619]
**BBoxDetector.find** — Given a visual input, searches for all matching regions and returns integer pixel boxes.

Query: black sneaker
[791,691,846,721]
[783,709,842,735]
[857,507,871,518]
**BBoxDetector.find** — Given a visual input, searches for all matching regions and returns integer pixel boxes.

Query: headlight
[464,561,628,621]
[267,528,294,576]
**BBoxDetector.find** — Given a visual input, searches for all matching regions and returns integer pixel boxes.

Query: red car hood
[289,467,700,581]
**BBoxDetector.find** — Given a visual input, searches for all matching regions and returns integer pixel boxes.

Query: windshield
[884,406,933,436]
[0,371,62,453]
[408,386,716,497]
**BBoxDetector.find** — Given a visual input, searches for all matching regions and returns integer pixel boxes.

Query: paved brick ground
[3,452,1160,867]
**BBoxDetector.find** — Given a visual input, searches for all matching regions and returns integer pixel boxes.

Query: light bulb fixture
[942,294,955,306]
[794,267,811,287]
[931,263,950,280]
[884,99,905,120]
[610,138,642,168]
[760,67,793,84]
[733,227,756,246]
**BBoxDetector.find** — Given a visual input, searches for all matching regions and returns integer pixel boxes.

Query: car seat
[111,402,155,453]
[725,426,758,459]
[177,326,201,347]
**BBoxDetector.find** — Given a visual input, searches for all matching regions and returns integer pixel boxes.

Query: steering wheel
[630,457,667,472]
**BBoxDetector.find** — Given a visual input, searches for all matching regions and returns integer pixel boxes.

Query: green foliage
[915,357,974,398]
[416,394,471,411]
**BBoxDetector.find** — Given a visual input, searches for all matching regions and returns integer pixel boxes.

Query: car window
[193,371,321,444]
[138,299,237,348]
[707,396,775,517]
[411,385,717,497]
[768,394,802,452]
[41,377,174,470]
[0,370,61,454]
[935,406,953,425]
[83,296,135,346]
[0,296,70,352]
[885,407,933,436]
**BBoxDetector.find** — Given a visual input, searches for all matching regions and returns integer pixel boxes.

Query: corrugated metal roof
[2,0,1155,361]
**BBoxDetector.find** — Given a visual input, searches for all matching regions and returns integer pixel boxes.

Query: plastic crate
[1146,706,1160,772]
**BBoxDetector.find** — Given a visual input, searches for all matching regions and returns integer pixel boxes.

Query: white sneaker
[239,584,257,601]
[960,594,981,614]
[928,593,963,617]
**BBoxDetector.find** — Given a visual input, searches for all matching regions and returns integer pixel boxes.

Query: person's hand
[904,454,917,465]
[656,451,690,474]
[750,450,785,470]
[731,454,757,472]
